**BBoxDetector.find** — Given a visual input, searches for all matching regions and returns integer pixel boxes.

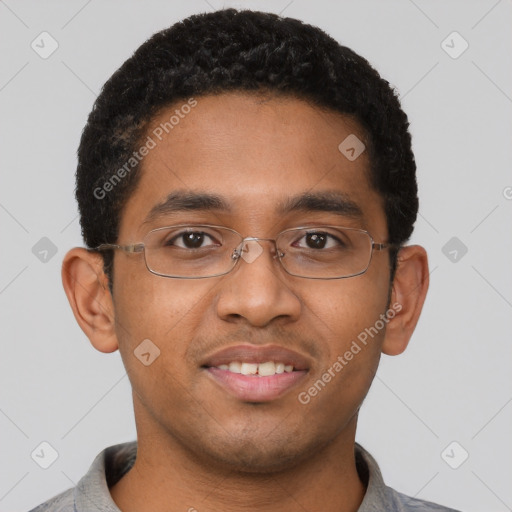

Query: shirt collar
[73,441,390,511]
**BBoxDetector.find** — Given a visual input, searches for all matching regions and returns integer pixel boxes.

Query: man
[31,8,460,512]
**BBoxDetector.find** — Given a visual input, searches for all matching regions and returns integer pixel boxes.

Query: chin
[209,448,306,474]
[191,429,325,474]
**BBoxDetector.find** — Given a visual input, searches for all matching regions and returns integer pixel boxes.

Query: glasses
[95,224,397,280]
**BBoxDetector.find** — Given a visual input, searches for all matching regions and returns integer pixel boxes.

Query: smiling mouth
[208,361,296,376]
[200,344,311,401]
[205,367,308,402]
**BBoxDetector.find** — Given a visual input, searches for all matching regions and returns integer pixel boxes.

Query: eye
[166,230,220,249]
[293,231,344,250]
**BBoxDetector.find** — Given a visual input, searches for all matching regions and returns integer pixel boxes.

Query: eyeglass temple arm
[373,242,401,251]
[94,243,145,253]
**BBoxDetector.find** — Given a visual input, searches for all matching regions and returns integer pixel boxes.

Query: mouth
[201,344,310,402]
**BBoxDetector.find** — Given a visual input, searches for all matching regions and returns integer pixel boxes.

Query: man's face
[111,92,392,472]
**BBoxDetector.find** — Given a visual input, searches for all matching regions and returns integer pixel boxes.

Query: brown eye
[293,231,344,250]
[166,231,219,249]
[305,233,327,249]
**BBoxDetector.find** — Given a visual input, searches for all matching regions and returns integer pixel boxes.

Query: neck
[110,416,365,512]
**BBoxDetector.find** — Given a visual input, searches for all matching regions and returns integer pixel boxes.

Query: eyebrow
[278,191,363,219]
[142,190,363,225]
[142,191,231,225]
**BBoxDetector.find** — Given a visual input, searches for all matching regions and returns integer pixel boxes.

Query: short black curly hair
[76,8,418,290]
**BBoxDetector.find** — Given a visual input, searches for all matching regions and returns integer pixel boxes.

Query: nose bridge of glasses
[243,236,277,245]
[233,236,283,265]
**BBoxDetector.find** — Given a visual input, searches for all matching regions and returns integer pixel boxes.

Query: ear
[61,248,119,353]
[381,245,429,356]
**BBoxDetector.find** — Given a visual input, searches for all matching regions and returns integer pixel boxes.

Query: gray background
[1,0,511,510]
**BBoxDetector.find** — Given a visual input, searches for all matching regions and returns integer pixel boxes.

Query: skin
[62,92,429,512]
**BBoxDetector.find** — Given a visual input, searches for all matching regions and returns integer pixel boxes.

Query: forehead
[118,92,386,238]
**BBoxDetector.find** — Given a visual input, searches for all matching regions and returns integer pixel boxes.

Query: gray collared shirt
[29,442,461,511]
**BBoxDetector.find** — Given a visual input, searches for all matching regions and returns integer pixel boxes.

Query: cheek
[305,270,390,352]
[111,265,207,382]
[296,272,390,412]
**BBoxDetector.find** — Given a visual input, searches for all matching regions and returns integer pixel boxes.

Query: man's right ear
[61,248,119,353]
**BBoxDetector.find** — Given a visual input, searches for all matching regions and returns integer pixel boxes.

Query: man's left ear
[381,245,429,356]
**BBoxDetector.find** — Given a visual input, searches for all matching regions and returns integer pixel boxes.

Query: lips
[202,344,310,370]
[201,344,310,402]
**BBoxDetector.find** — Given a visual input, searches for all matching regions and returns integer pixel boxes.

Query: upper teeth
[217,361,294,376]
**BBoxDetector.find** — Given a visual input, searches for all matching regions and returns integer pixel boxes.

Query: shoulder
[26,441,136,512]
[354,443,462,512]
[27,488,74,512]
[387,487,462,512]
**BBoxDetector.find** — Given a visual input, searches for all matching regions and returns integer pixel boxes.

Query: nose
[215,238,301,328]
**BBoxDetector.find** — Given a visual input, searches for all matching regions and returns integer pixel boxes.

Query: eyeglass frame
[94,223,400,280]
